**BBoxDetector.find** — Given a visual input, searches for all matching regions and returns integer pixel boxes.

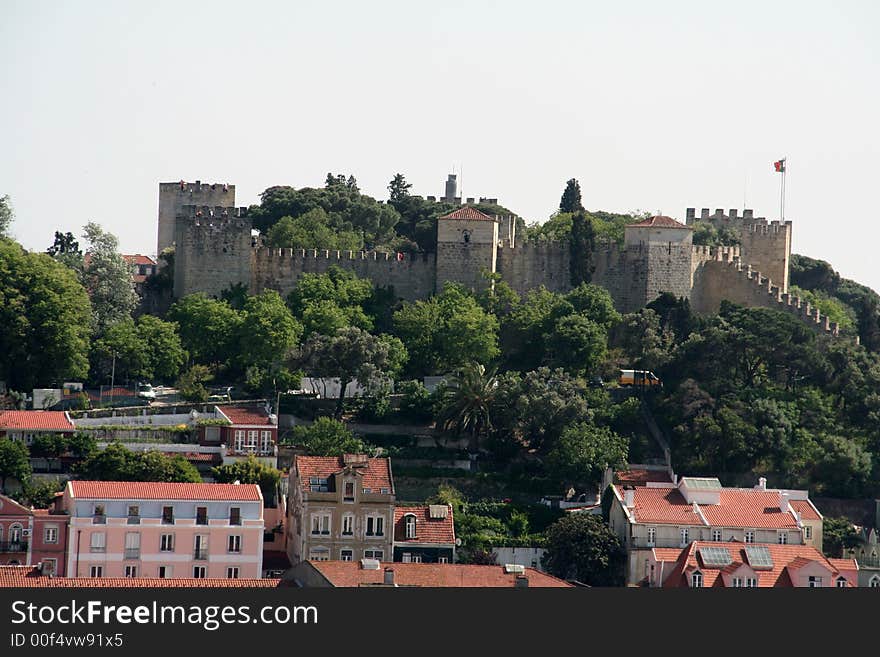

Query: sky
[2,1,879,291]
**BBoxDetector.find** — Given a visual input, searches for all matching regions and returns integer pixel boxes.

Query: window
[380,488,390,495]
[712,529,722,542]
[196,507,208,526]
[194,535,208,560]
[342,515,354,536]
[404,514,417,539]
[260,431,272,454]
[778,532,788,545]
[745,530,755,544]
[732,577,743,587]
[160,534,175,552]
[229,507,241,526]
[247,430,258,451]
[691,571,703,588]
[308,548,330,561]
[124,565,138,578]
[363,488,372,494]
[366,515,384,537]
[90,532,106,553]
[344,481,355,501]
[44,526,58,544]
[340,549,353,562]
[803,526,813,540]
[411,554,423,563]
[364,549,383,560]
[93,505,106,524]
[227,567,239,579]
[9,523,22,544]
[90,565,103,578]
[228,535,242,553]
[869,576,880,588]
[158,566,171,579]
[162,506,174,524]
[311,514,330,535]
[309,477,329,493]
[124,532,141,560]
[680,527,689,547]
[836,577,848,588]
[808,576,823,588]
[402,552,412,563]
[234,430,245,452]
[127,505,140,524]
[647,527,656,546]
[439,557,449,564]
[193,566,206,579]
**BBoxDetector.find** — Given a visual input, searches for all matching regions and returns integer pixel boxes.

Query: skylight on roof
[681,477,722,490]
[699,546,733,567]
[745,545,774,569]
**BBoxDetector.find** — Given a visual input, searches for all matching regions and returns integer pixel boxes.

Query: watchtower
[157,180,235,256]
[435,206,500,293]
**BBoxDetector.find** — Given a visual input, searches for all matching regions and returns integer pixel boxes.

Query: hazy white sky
[3,1,878,291]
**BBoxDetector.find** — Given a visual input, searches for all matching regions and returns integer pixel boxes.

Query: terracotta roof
[0,411,74,431]
[0,567,278,588]
[659,542,852,588]
[295,455,393,495]
[615,469,673,486]
[627,215,690,229]
[306,561,571,587]
[0,493,31,515]
[438,206,499,222]
[68,481,262,502]
[218,405,274,426]
[828,558,859,571]
[393,505,455,545]
[122,254,157,266]
[616,484,820,528]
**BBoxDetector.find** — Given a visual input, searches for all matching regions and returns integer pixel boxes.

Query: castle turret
[435,206,500,293]
[157,180,235,256]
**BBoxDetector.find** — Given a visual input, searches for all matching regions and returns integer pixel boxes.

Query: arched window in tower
[462,230,471,244]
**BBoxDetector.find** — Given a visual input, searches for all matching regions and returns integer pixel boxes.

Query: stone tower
[435,206,500,293]
[157,180,235,256]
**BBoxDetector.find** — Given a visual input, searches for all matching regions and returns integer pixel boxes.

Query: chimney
[779,492,790,514]
[514,574,529,588]
[624,488,635,508]
[383,568,395,586]
[757,477,767,490]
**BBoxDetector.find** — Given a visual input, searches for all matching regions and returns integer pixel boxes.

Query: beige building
[608,475,823,585]
[287,454,394,564]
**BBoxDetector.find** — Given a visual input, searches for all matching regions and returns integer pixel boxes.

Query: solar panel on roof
[699,546,733,567]
[745,545,774,569]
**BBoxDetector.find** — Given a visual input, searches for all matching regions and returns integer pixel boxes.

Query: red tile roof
[218,405,274,426]
[393,505,455,545]
[0,411,74,431]
[616,484,820,528]
[68,481,262,502]
[615,469,673,486]
[627,215,690,229]
[438,206,499,222]
[658,542,851,588]
[306,561,571,587]
[122,254,157,266]
[295,455,393,495]
[0,566,278,588]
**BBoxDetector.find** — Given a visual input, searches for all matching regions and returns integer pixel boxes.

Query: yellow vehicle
[619,369,662,387]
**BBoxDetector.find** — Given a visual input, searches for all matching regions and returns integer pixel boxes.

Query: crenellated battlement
[178,204,249,219]
[253,247,433,264]
[745,220,792,235]
[692,244,741,262]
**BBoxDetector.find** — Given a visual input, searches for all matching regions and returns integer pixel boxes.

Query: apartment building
[62,481,264,579]
[608,475,823,585]
[200,404,279,468]
[0,494,69,576]
[288,454,394,565]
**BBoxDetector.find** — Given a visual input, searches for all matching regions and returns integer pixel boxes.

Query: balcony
[92,515,106,525]
[124,548,141,560]
[193,549,208,561]
[127,516,140,525]
[0,541,28,553]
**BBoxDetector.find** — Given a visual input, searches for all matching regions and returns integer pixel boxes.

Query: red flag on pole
[774,159,786,173]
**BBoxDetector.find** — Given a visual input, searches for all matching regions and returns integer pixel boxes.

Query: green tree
[387,173,412,202]
[21,479,65,509]
[0,240,92,390]
[436,363,498,454]
[266,209,363,251]
[811,435,872,497]
[542,513,626,586]
[90,319,147,385]
[289,417,367,455]
[212,455,282,505]
[0,438,31,492]
[73,442,200,482]
[298,326,400,417]
[569,211,596,286]
[81,222,137,334]
[545,423,628,487]
[136,315,186,382]
[176,365,214,403]
[545,314,608,375]
[288,267,374,337]
[68,433,98,459]
[47,230,84,271]
[168,294,242,366]
[559,178,584,213]
[0,195,13,237]
[30,433,69,472]
[822,516,862,558]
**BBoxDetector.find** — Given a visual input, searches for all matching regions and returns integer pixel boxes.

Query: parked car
[588,375,605,389]
[136,383,156,400]
[618,370,662,387]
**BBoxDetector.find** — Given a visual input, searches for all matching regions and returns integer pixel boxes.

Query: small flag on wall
[774,159,786,173]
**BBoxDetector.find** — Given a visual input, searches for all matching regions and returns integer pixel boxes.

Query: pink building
[0,495,31,567]
[0,494,69,576]
[199,404,278,466]
[63,481,265,580]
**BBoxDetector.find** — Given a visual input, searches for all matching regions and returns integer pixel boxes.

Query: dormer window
[404,514,417,539]
[309,477,329,493]
[836,577,848,588]
[691,571,703,588]
[363,487,372,494]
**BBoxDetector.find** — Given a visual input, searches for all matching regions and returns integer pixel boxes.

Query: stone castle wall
[158,181,235,256]
[497,242,570,296]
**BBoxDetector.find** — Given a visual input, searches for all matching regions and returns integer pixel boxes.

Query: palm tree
[436,363,498,456]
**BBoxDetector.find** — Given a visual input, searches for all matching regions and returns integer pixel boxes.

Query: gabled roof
[627,215,690,229]
[217,405,274,426]
[294,455,393,495]
[393,505,455,545]
[68,481,262,502]
[122,254,157,266]
[0,566,279,588]
[0,411,74,431]
[438,206,499,222]
[304,561,571,587]
[0,493,32,516]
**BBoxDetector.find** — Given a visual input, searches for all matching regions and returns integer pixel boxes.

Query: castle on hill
[157,179,841,338]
